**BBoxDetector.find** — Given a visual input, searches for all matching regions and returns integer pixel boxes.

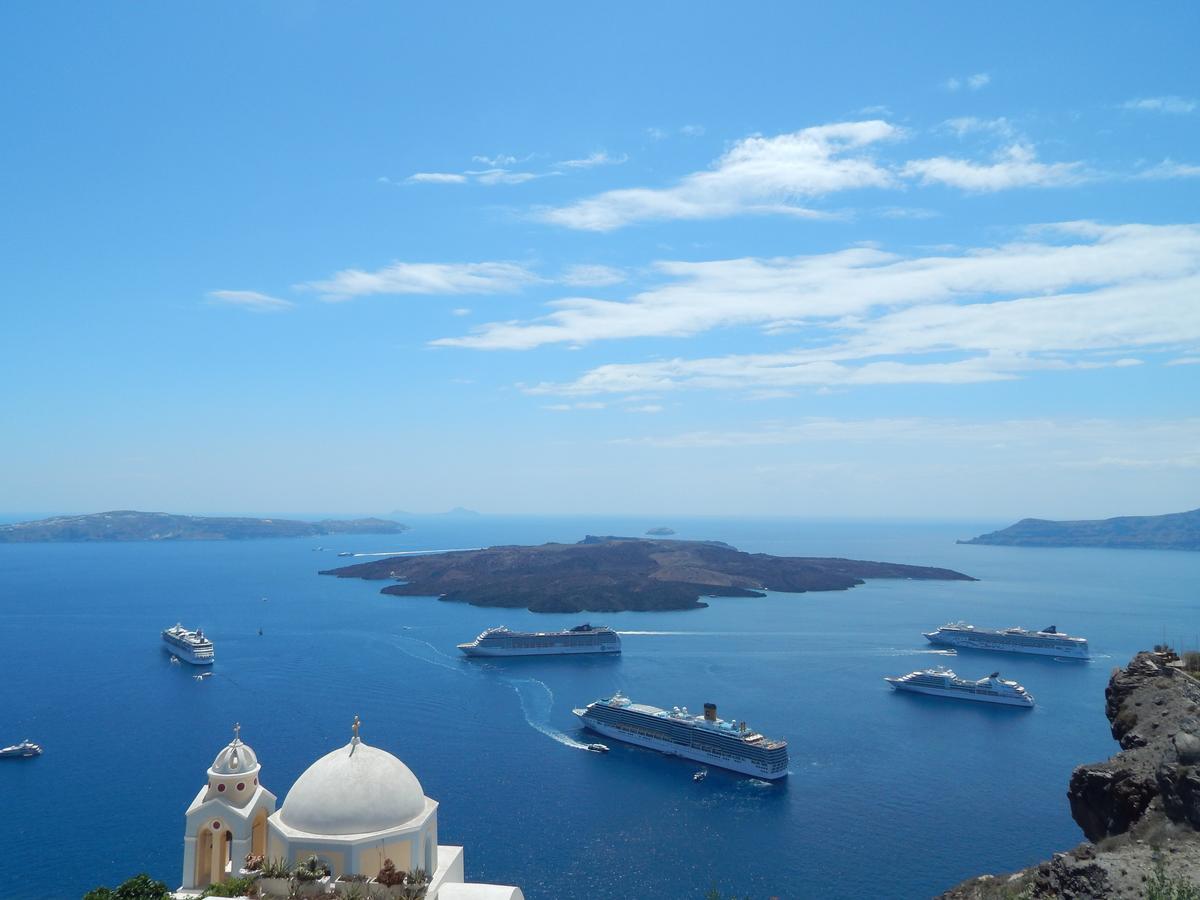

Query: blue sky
[2,3,1198,518]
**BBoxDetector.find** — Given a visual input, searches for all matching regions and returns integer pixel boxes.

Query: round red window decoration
[212,821,221,830]
[236,782,245,791]
[217,783,225,792]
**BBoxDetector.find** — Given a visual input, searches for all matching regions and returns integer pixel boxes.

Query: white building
[179,718,523,899]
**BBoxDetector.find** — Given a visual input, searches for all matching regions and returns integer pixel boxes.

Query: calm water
[1,517,1197,900]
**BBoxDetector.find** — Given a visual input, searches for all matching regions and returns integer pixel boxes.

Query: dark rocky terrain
[940,650,1200,899]
[320,534,975,613]
[960,508,1200,551]
[0,510,408,542]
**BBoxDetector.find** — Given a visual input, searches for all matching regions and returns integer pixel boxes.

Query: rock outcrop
[941,651,1200,899]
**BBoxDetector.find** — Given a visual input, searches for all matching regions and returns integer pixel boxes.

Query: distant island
[959,508,1200,551]
[0,510,409,543]
[321,534,975,613]
[644,526,676,536]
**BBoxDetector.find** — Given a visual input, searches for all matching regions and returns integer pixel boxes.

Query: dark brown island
[320,534,976,613]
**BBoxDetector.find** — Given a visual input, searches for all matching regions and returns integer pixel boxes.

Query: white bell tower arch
[180,724,277,891]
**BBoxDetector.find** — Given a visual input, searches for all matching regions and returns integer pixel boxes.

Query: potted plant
[334,873,369,899]
[240,853,265,879]
[291,855,332,898]
[373,862,428,900]
[258,857,292,898]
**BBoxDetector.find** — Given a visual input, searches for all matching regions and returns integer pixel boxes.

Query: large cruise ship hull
[459,644,620,657]
[887,682,1033,707]
[575,715,788,779]
[162,642,214,665]
[924,631,1088,659]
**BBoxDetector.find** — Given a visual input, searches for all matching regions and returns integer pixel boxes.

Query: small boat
[586,743,609,753]
[0,740,42,759]
[692,769,708,782]
[169,655,181,665]
[337,551,354,557]
[193,672,213,681]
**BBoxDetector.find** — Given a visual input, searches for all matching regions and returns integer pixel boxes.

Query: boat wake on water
[499,677,590,750]
[374,634,589,749]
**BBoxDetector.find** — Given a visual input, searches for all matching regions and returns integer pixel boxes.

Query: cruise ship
[457,624,621,657]
[162,623,215,665]
[924,622,1089,658]
[885,667,1034,707]
[573,693,788,779]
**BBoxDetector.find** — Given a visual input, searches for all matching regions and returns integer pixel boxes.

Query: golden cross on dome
[351,714,361,740]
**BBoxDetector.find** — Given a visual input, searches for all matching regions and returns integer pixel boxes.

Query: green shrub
[1147,862,1200,900]
[83,873,172,900]
[200,875,260,897]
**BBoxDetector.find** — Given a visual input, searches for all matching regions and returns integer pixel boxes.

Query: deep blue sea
[2,517,1198,900]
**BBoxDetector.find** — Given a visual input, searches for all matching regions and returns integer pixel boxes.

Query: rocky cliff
[941,651,1200,899]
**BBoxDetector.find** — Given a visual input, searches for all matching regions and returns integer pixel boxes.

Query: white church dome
[279,738,426,836]
[210,730,259,775]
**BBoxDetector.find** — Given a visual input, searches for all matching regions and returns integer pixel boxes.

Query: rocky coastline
[940,650,1200,898]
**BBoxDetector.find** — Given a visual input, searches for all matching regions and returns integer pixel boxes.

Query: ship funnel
[703,702,717,722]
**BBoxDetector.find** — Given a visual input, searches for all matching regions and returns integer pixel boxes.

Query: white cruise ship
[886,667,1034,707]
[924,622,1089,658]
[457,624,621,657]
[573,693,788,779]
[162,623,215,665]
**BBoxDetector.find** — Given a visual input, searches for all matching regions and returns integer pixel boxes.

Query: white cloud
[451,308,472,317]
[438,222,1200,354]
[538,120,901,230]
[557,151,628,169]
[1122,96,1196,114]
[559,264,627,287]
[405,172,469,184]
[1135,159,1200,180]
[434,223,1200,396]
[901,143,1087,191]
[941,117,1016,138]
[945,73,991,91]
[680,125,706,137]
[399,168,541,186]
[543,401,606,411]
[302,262,541,302]
[466,168,542,185]
[472,154,520,166]
[1166,356,1200,366]
[206,290,293,312]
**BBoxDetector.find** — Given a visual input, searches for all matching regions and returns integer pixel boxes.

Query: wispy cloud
[557,151,628,169]
[944,72,991,91]
[680,124,706,137]
[206,290,294,312]
[440,222,1200,354]
[435,223,1200,397]
[1135,159,1200,180]
[402,172,469,185]
[901,143,1088,191]
[1121,96,1196,114]
[559,264,627,287]
[302,262,542,302]
[538,120,902,231]
[940,116,1016,138]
